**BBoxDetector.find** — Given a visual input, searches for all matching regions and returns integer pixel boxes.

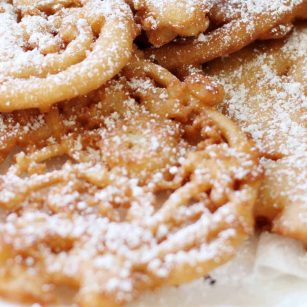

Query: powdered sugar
[208,25,307,158]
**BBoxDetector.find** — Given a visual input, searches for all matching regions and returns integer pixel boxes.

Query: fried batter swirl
[0,0,135,111]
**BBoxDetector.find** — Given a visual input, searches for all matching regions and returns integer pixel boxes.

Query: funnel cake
[0,0,135,112]
[146,0,306,70]
[206,24,307,244]
[0,58,261,306]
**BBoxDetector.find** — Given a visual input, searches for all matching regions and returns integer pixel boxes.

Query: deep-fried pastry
[0,0,135,111]
[0,58,261,306]
[257,155,307,244]
[0,55,224,163]
[128,0,210,47]
[205,24,307,244]
[205,24,307,159]
[146,0,306,71]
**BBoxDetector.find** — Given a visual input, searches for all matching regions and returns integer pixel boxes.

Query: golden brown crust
[128,0,210,46]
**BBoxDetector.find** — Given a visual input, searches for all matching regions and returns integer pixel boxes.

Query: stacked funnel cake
[0,0,305,306]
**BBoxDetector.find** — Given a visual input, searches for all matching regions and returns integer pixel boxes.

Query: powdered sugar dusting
[206,24,306,240]
[207,25,306,158]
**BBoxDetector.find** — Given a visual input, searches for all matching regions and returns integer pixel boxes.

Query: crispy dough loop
[0,0,135,112]
[123,56,224,121]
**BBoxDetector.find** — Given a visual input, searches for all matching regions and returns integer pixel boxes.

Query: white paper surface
[131,233,307,307]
